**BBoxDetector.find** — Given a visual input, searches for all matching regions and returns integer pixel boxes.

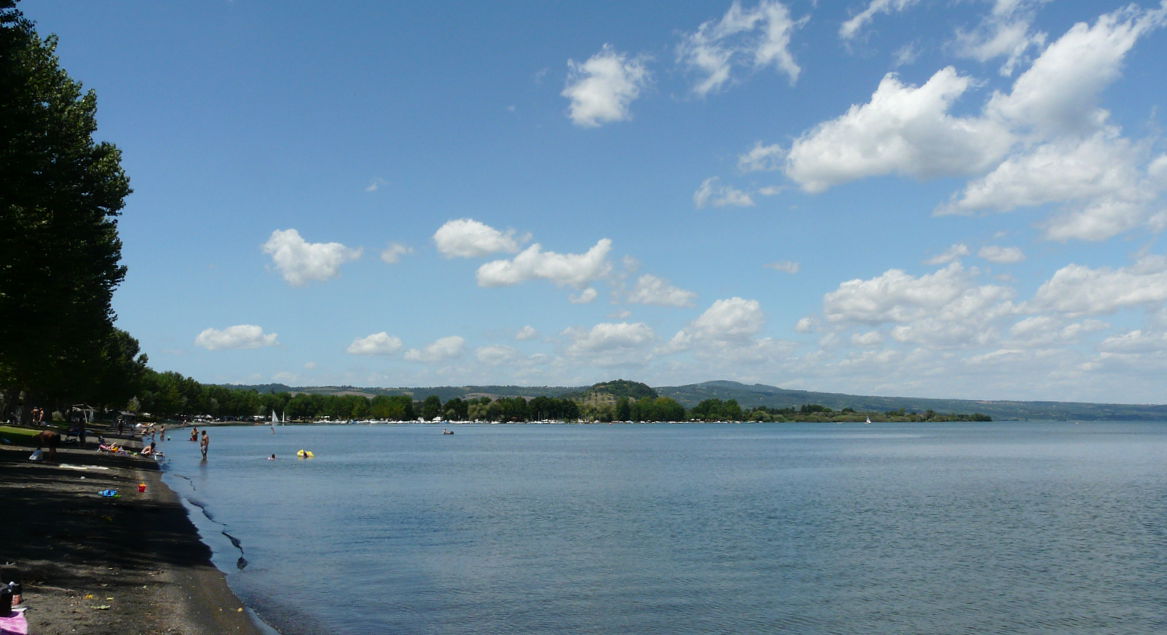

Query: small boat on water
[442,428,454,435]
[865,416,872,424]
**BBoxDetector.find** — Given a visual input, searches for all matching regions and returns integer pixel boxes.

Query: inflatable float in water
[296,449,314,458]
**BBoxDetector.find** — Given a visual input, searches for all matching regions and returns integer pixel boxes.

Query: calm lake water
[158,422,1167,634]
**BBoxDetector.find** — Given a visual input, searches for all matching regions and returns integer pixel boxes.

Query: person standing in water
[200,430,210,459]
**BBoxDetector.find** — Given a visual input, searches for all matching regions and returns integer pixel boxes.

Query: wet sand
[0,429,262,634]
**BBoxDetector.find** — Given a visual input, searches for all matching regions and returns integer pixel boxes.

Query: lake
[159,422,1167,634]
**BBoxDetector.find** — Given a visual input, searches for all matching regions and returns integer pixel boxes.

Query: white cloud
[515,325,538,341]
[678,0,805,96]
[1007,316,1107,347]
[346,332,404,356]
[433,219,522,258]
[924,243,970,265]
[840,0,920,41]
[738,141,786,172]
[476,345,519,365]
[693,177,755,208]
[785,67,1013,193]
[979,245,1025,263]
[852,330,884,346]
[953,0,1047,76]
[1099,329,1167,353]
[404,336,466,362]
[562,44,649,127]
[477,238,612,288]
[569,288,598,304]
[825,263,1010,324]
[626,274,697,307]
[765,260,800,274]
[195,325,279,351]
[1030,256,1167,316]
[262,229,362,286]
[822,263,1017,347]
[380,242,412,264]
[985,4,1167,136]
[564,322,656,366]
[670,297,765,351]
[365,177,388,192]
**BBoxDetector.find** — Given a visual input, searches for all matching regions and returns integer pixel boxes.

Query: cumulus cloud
[785,67,1012,193]
[979,245,1025,263]
[626,274,697,307]
[1099,329,1167,353]
[953,0,1047,76]
[985,4,1167,136]
[822,263,1016,347]
[693,177,755,208]
[195,325,279,351]
[1007,315,1107,347]
[938,132,1164,242]
[380,242,412,264]
[564,322,656,366]
[562,44,649,127]
[669,297,765,351]
[738,141,786,172]
[346,332,404,356]
[569,288,599,304]
[262,229,362,286]
[476,345,519,365]
[840,0,921,41]
[477,239,612,288]
[404,336,466,362]
[924,243,970,265]
[433,219,523,258]
[852,330,884,346]
[515,325,538,341]
[678,0,805,96]
[1030,256,1167,315]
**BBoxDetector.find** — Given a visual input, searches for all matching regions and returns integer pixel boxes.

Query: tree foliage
[1,2,136,417]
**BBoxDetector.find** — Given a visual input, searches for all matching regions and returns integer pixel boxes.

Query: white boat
[865,416,872,424]
[271,409,280,433]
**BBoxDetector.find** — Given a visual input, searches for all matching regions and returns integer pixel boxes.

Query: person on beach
[34,428,59,461]
[200,430,209,459]
[190,427,198,442]
[142,441,157,456]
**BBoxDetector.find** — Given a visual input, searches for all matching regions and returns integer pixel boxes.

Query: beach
[0,428,261,634]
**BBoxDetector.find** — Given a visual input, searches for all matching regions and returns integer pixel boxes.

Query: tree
[1,2,133,419]
[421,395,442,420]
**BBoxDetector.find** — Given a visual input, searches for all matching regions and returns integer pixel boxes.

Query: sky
[23,0,1167,403]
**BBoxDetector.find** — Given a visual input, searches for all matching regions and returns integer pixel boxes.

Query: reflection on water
[161,422,1167,634]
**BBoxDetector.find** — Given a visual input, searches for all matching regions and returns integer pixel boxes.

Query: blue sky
[26,0,1167,402]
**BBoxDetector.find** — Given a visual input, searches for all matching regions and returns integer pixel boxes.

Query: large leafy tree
[0,1,133,418]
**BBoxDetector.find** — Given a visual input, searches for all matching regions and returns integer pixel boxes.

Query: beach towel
[0,608,28,635]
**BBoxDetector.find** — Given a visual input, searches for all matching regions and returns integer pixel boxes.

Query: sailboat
[270,409,280,433]
[865,416,872,424]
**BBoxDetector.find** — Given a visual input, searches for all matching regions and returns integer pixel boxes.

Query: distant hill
[564,379,657,401]
[655,380,1167,421]
[220,379,1167,421]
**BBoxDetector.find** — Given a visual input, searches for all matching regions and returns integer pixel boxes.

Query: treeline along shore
[143,374,991,424]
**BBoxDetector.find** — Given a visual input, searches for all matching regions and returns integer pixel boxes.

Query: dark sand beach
[0,428,261,634]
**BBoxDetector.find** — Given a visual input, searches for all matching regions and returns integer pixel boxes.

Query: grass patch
[0,425,52,446]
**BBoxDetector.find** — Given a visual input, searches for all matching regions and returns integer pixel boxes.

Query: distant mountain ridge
[220,379,1167,421]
